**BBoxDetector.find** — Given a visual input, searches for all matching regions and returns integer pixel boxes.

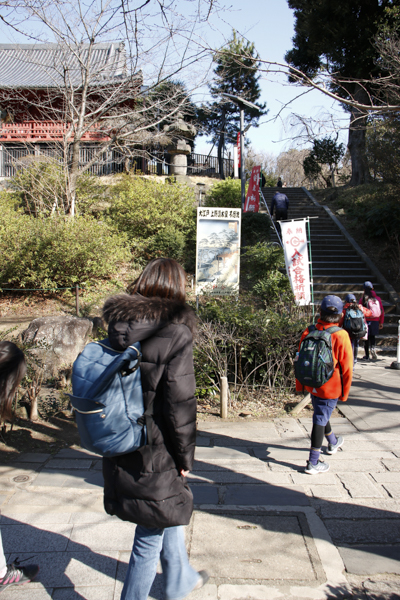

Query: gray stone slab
[291,472,338,485]
[273,418,305,438]
[324,519,400,544]
[223,485,309,506]
[53,587,115,600]
[10,490,103,507]
[382,483,400,498]
[12,453,51,463]
[0,495,8,505]
[33,469,103,489]
[253,448,309,461]
[9,551,118,588]
[1,523,73,552]
[383,459,400,472]
[338,473,384,498]
[192,485,219,504]
[371,472,400,483]
[314,499,400,520]
[339,545,400,575]
[193,460,266,473]
[68,521,135,551]
[329,460,387,473]
[0,587,53,599]
[45,459,94,470]
[69,512,120,524]
[301,422,358,434]
[309,486,343,499]
[1,513,71,524]
[189,511,320,582]
[0,465,39,479]
[194,447,252,461]
[55,448,101,458]
[195,436,211,447]
[189,471,291,485]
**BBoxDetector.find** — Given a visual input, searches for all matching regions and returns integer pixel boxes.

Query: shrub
[4,159,104,216]
[241,242,292,303]
[205,178,243,208]
[107,175,196,267]
[241,212,271,246]
[193,295,307,400]
[0,208,128,289]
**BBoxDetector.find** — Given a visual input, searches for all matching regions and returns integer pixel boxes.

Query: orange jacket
[295,320,353,402]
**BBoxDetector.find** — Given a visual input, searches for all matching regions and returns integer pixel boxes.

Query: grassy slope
[311,183,400,295]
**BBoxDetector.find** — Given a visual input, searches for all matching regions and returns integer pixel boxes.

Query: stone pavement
[0,357,400,599]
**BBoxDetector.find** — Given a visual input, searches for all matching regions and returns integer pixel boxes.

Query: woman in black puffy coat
[102,258,208,600]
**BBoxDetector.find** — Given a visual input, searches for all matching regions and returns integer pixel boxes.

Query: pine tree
[198,31,266,179]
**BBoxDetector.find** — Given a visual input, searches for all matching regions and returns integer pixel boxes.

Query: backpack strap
[326,326,344,396]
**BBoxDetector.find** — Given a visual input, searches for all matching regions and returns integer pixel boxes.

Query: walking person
[340,293,372,368]
[277,176,283,187]
[295,295,353,474]
[0,342,39,591]
[270,189,289,237]
[102,258,209,600]
[360,281,384,361]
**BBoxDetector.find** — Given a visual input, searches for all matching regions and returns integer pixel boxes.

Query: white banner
[280,219,311,305]
[196,207,241,296]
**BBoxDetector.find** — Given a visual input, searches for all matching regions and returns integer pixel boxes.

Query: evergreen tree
[303,137,345,188]
[285,0,397,186]
[198,31,266,179]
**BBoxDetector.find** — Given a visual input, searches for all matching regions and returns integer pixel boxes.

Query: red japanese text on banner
[243,166,261,213]
[237,131,241,168]
[280,219,311,305]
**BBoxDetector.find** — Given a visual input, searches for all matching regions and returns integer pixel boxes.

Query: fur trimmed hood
[102,293,197,334]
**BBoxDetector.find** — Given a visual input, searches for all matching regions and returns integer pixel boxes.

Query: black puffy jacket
[101,293,197,529]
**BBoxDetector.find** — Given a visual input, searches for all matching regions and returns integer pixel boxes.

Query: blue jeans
[121,525,200,600]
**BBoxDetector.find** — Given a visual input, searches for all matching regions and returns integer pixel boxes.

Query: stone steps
[261,186,399,354]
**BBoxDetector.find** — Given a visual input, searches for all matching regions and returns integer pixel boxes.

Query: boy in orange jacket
[296,295,353,474]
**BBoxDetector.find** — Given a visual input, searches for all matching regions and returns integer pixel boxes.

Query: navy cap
[345,293,356,303]
[364,281,374,289]
[320,295,343,314]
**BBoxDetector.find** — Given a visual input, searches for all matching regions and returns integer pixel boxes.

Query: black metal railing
[0,144,234,179]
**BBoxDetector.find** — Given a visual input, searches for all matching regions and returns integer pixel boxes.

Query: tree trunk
[217,107,226,180]
[68,139,80,216]
[347,86,371,186]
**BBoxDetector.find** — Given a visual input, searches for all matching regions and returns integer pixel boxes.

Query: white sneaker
[304,460,330,475]
[371,348,378,361]
[327,435,344,455]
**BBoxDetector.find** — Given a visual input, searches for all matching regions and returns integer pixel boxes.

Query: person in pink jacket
[359,281,384,361]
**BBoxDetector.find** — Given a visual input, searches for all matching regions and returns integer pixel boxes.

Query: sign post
[280,219,311,305]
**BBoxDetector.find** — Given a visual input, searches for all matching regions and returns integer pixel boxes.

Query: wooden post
[290,393,311,417]
[220,376,228,419]
[75,285,79,317]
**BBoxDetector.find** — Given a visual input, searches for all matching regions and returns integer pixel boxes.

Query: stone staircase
[260,186,400,355]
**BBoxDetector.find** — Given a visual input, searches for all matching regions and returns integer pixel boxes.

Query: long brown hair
[0,342,27,422]
[129,258,186,303]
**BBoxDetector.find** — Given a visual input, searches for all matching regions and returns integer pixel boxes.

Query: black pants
[274,208,288,237]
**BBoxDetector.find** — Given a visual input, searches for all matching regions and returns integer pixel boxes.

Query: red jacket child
[295,319,353,402]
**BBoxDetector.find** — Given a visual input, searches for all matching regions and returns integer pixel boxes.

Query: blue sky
[194,0,349,157]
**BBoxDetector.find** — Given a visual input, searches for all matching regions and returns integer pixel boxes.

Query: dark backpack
[294,325,341,389]
[69,339,152,457]
[343,307,367,340]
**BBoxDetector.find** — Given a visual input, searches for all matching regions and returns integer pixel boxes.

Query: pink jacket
[359,290,384,326]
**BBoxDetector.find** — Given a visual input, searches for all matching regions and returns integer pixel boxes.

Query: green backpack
[295,325,341,389]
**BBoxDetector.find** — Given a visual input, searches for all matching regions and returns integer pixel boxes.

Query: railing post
[220,376,228,419]
[75,285,79,317]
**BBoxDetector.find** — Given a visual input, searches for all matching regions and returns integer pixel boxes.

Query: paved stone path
[0,357,399,599]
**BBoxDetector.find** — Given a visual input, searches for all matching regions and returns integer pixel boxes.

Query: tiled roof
[0,43,130,88]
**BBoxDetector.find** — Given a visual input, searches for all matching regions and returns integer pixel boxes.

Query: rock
[21,316,93,378]
[336,208,345,215]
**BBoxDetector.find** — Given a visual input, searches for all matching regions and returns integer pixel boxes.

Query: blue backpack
[69,339,152,457]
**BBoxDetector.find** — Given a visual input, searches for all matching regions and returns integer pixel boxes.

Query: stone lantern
[164,113,196,177]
